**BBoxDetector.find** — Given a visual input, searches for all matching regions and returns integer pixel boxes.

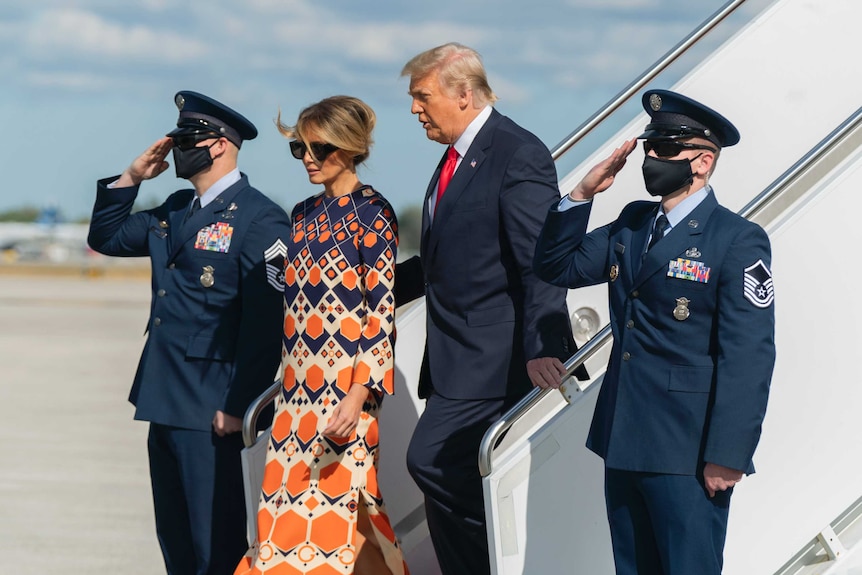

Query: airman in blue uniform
[533,90,776,575]
[88,91,291,574]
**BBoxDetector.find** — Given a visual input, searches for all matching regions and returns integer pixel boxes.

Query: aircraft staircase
[243,0,862,572]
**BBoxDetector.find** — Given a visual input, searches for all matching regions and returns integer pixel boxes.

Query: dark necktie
[185,197,201,223]
[647,214,669,251]
[436,146,458,206]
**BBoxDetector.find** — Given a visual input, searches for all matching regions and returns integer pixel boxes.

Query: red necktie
[436,146,458,205]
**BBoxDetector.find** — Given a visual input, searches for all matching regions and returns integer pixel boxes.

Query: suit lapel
[423,109,500,264]
[624,208,655,284]
[420,154,446,262]
[632,193,718,288]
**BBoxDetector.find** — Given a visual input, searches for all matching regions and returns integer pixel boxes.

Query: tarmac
[0,269,164,573]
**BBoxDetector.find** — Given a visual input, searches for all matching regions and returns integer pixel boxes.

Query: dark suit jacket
[533,192,775,475]
[397,109,576,400]
[88,174,291,431]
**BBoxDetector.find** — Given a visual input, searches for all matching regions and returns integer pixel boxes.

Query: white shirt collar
[660,184,711,230]
[197,168,241,208]
[452,105,493,160]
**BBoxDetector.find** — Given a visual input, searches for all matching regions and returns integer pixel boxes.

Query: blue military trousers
[604,466,732,575]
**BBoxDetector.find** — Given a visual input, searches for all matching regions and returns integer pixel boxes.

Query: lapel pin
[688,219,699,229]
[159,220,169,229]
[223,202,238,219]
[609,264,619,282]
[470,159,477,168]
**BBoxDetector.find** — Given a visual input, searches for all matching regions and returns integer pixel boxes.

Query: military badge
[609,264,619,282]
[685,247,701,258]
[673,297,690,321]
[264,239,287,291]
[175,93,185,110]
[200,265,215,288]
[649,93,662,111]
[743,259,774,308]
[668,258,710,283]
[222,203,238,220]
[159,220,169,229]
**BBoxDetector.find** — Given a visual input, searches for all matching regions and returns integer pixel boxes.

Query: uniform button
[157,289,166,297]
[153,317,162,327]
[168,263,176,270]
[631,290,639,298]
[626,320,634,329]
[622,352,631,361]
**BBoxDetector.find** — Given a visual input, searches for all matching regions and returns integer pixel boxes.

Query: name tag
[195,222,233,253]
[668,258,710,283]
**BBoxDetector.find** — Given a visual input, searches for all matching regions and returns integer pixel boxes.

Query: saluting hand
[115,137,173,188]
[568,138,638,201]
[703,462,744,497]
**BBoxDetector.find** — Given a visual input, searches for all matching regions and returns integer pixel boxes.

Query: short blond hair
[277,95,376,165]
[401,42,497,108]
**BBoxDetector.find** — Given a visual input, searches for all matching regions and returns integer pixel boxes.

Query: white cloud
[268,18,488,65]
[25,70,114,91]
[25,9,209,64]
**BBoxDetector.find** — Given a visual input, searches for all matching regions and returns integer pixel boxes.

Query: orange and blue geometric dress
[235,185,407,575]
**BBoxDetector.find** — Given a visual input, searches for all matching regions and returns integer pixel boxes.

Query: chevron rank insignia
[743,259,774,308]
[264,239,287,291]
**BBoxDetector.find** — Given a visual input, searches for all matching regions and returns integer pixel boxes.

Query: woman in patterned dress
[235,96,407,575]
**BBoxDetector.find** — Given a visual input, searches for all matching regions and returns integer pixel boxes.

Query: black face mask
[641,153,702,197]
[172,142,215,180]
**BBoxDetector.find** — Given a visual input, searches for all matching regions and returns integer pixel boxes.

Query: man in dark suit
[88,91,290,575]
[397,43,579,575]
[533,89,776,574]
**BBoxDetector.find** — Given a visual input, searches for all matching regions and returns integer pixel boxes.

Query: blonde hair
[401,42,497,108]
[277,95,376,165]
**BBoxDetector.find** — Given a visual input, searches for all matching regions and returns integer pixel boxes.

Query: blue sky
[0,1,732,221]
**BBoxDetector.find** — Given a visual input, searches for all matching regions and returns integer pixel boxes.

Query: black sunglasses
[172,132,221,151]
[289,140,338,161]
[643,141,717,158]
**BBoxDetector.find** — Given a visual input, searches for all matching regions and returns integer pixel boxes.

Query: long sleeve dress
[235,185,408,575]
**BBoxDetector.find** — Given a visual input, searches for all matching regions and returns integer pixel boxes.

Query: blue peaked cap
[166,90,257,148]
[638,89,739,148]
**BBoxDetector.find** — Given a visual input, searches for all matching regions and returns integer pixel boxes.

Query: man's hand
[115,137,173,188]
[568,138,637,201]
[212,410,243,437]
[527,357,567,389]
[703,462,744,497]
[323,384,370,438]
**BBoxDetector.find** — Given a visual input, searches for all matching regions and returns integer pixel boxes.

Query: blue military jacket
[534,192,775,475]
[88,174,291,431]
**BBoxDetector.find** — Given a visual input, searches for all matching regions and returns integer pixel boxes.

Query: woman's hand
[322,384,370,438]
